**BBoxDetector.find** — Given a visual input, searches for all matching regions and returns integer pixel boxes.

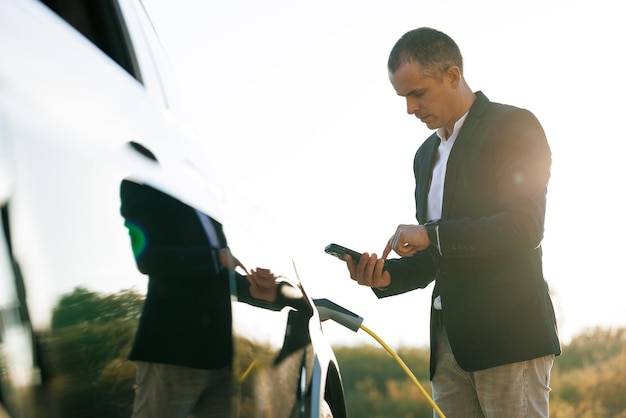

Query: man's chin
[418,115,438,130]
[423,120,439,130]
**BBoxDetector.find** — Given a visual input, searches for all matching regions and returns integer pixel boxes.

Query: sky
[141,0,626,348]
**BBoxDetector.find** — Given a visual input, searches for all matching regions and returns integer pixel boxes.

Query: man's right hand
[345,252,391,290]
[383,224,430,258]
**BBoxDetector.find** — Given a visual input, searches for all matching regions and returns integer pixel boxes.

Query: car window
[38,0,141,82]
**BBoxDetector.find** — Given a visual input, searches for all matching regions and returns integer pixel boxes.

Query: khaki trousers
[132,361,233,418]
[432,327,554,418]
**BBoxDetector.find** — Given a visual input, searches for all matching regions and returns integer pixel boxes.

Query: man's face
[389,61,457,131]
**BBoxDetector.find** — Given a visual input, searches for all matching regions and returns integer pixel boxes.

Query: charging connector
[314,298,446,418]
[313,298,363,332]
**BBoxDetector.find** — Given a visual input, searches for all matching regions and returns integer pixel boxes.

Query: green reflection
[124,221,147,258]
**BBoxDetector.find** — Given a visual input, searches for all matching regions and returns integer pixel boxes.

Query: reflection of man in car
[120,142,279,418]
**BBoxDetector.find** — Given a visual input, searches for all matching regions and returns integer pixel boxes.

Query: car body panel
[0,0,345,416]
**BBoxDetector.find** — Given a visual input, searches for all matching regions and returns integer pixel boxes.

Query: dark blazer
[120,179,254,370]
[375,92,561,378]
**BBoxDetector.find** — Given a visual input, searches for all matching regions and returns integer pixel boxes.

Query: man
[120,142,278,418]
[342,28,561,417]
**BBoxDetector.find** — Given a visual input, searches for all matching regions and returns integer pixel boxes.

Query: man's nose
[406,97,419,115]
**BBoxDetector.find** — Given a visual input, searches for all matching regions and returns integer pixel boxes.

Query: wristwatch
[424,220,440,248]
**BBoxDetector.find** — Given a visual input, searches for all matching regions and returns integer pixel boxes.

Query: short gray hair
[388,27,463,79]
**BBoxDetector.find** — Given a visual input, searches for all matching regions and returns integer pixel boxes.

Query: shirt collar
[436,110,470,142]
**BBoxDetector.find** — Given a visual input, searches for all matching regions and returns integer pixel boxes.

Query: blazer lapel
[416,134,440,222]
[441,91,489,218]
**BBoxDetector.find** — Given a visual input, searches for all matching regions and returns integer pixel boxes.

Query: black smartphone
[325,243,362,263]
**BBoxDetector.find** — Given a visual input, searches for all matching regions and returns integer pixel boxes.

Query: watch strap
[424,220,440,248]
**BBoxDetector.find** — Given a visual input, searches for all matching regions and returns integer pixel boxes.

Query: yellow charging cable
[238,360,258,384]
[237,326,446,417]
[359,324,446,418]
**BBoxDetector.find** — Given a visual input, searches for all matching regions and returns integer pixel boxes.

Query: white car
[0,0,346,416]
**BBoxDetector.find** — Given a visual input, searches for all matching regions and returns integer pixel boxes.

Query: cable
[359,324,446,418]
[312,298,445,416]
[238,360,257,384]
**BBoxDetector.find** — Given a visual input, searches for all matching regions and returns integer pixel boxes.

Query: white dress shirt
[430,112,469,310]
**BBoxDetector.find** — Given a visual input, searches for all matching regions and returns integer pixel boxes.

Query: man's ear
[445,65,462,88]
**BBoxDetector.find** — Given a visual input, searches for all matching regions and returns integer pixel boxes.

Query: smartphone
[325,243,362,263]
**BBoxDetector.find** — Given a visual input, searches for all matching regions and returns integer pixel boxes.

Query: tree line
[333,327,626,418]
[33,287,626,417]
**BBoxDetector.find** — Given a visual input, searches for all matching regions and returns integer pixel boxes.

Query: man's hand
[345,252,391,289]
[219,248,277,301]
[247,268,278,302]
[383,224,430,258]
[219,247,249,275]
